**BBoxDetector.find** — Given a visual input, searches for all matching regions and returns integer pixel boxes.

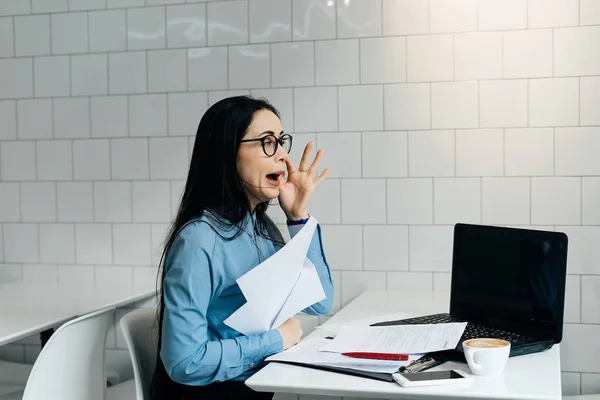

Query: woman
[151,96,335,399]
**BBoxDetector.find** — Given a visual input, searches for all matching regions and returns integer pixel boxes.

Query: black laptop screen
[450,224,568,341]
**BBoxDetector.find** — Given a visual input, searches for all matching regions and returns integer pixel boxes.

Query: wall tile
[387,178,433,224]
[338,85,383,131]
[292,0,336,40]
[341,179,386,224]
[564,275,581,323]
[0,183,20,222]
[249,0,291,43]
[228,44,271,89]
[127,6,166,50]
[562,226,600,275]
[337,0,382,38]
[36,141,73,181]
[58,264,94,296]
[250,88,294,131]
[187,47,228,91]
[107,0,143,7]
[75,224,112,264]
[382,0,428,35]
[360,37,406,84]
[528,0,578,28]
[293,87,337,132]
[433,178,481,224]
[364,225,409,271]
[0,141,36,181]
[91,96,128,138]
[15,15,50,56]
[308,179,341,224]
[362,131,407,178]
[113,224,152,266]
[317,132,361,178]
[207,1,248,46]
[0,17,12,57]
[555,27,600,77]
[109,52,147,94]
[582,373,600,395]
[17,99,53,139]
[94,181,132,223]
[132,181,171,223]
[384,83,430,130]
[0,101,16,140]
[582,178,600,225]
[0,59,33,99]
[407,34,453,82]
[561,324,600,373]
[4,225,38,263]
[57,182,93,222]
[73,139,110,180]
[315,39,359,86]
[129,94,168,137]
[482,177,530,225]
[429,0,477,33]
[454,33,501,81]
[271,42,314,88]
[456,129,503,176]
[580,0,600,25]
[505,128,554,176]
[95,265,133,300]
[71,54,108,96]
[529,78,579,127]
[408,130,454,177]
[54,97,90,138]
[479,80,528,128]
[503,30,553,79]
[387,272,433,290]
[581,276,600,324]
[431,81,478,129]
[51,12,88,55]
[478,0,527,31]
[409,225,454,272]
[531,177,581,225]
[148,49,187,93]
[168,92,208,136]
[40,224,75,264]
[320,225,362,271]
[556,128,600,176]
[581,77,600,126]
[341,271,386,306]
[69,0,104,11]
[149,137,189,179]
[167,4,207,48]
[110,138,149,180]
[34,56,70,98]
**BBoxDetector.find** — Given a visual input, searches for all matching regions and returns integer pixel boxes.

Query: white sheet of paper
[266,337,423,374]
[271,258,326,328]
[314,313,418,336]
[224,217,326,335]
[320,322,467,354]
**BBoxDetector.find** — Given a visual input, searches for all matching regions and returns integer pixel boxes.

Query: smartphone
[392,369,473,388]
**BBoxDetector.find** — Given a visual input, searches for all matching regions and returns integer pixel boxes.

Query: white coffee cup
[462,338,511,377]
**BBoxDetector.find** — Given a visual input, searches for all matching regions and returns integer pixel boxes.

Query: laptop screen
[449,224,568,341]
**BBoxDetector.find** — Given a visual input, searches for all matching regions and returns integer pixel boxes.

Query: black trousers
[151,360,274,400]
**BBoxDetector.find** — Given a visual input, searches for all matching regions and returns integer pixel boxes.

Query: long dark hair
[152,95,285,379]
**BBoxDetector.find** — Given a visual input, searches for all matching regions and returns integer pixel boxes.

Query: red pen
[341,352,409,361]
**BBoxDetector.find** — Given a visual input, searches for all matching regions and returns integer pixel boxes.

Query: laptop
[372,223,568,361]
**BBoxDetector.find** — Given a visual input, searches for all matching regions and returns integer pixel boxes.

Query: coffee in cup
[462,338,510,376]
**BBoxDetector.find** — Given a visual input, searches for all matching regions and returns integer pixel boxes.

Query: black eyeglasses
[240,133,293,157]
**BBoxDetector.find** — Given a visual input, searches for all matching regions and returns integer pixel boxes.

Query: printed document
[320,322,467,354]
[224,217,326,335]
[266,337,423,373]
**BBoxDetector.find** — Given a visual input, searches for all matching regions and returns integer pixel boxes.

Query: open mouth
[266,171,283,185]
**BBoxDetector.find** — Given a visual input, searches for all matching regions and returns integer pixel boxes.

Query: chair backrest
[21,307,115,400]
[120,308,159,400]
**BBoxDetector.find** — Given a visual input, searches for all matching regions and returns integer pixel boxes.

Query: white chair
[564,396,600,399]
[118,308,159,400]
[0,307,115,400]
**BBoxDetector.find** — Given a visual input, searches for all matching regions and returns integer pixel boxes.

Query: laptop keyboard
[379,314,534,346]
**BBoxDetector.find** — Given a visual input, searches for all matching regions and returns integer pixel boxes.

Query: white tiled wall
[0,0,599,396]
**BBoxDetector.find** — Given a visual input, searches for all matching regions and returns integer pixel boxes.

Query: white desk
[0,281,156,346]
[246,289,562,400]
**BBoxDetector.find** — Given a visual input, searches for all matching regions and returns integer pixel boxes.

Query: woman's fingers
[307,148,323,177]
[297,142,313,172]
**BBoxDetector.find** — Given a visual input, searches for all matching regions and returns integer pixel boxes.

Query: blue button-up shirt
[160,212,334,386]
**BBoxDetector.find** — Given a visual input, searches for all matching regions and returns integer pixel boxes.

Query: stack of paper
[224,217,326,335]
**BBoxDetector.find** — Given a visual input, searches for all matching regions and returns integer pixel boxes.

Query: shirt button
[249,362,255,368]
